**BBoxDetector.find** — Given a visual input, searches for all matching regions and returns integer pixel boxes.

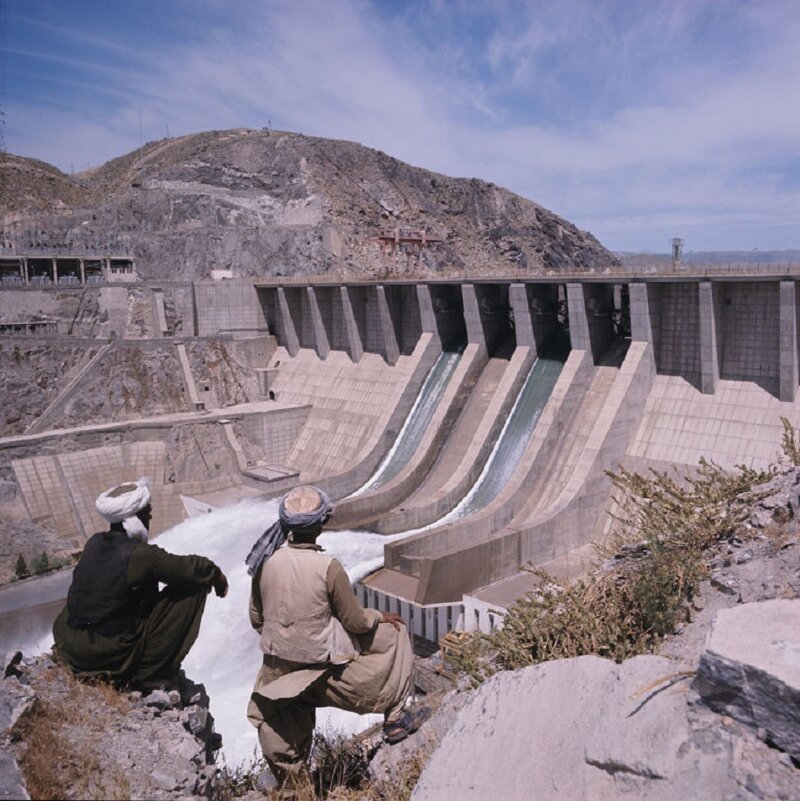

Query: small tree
[780,417,800,466]
[32,550,50,575]
[14,554,29,579]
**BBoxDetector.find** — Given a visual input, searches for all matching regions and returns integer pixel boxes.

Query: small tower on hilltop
[671,237,683,270]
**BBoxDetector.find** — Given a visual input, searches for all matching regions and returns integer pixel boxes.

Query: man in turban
[52,477,228,686]
[246,485,429,785]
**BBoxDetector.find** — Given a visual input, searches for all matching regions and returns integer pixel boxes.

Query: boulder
[695,599,800,759]
[0,667,35,801]
[412,655,736,801]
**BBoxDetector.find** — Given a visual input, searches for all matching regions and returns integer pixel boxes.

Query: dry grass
[216,731,434,801]
[12,664,132,800]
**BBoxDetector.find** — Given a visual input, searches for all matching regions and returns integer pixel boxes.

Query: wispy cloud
[3,0,800,251]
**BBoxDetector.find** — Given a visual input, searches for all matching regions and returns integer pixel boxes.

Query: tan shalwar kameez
[247,541,413,777]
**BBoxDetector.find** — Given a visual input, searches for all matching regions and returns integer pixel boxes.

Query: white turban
[95,477,152,541]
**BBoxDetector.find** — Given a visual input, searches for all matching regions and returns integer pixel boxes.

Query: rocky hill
[0,130,616,280]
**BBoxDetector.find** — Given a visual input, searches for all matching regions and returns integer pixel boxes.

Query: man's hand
[213,569,229,598]
[381,611,404,630]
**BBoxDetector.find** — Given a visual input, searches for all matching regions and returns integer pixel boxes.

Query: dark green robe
[52,539,219,684]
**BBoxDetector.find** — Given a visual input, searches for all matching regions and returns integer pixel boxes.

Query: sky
[1,0,799,253]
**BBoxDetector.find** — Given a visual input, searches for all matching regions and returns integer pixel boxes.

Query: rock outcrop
[411,603,800,801]
[696,600,800,760]
[405,499,800,801]
[0,130,616,280]
[0,654,221,800]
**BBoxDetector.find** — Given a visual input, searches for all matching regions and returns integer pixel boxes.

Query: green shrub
[450,456,775,685]
[32,551,50,575]
[14,554,29,579]
[780,416,800,466]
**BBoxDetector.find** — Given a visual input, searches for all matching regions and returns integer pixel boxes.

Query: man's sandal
[383,705,432,745]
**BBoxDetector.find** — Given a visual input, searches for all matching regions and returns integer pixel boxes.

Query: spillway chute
[347,347,463,498]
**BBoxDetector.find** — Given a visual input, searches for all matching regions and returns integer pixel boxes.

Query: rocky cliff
[0,130,616,280]
[1,658,220,800]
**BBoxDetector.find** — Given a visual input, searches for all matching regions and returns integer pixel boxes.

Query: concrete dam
[2,270,800,644]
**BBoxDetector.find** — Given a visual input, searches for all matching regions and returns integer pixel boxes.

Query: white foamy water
[156,499,403,767]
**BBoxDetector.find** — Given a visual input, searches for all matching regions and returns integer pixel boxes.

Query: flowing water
[437,353,564,524]
[348,348,463,497]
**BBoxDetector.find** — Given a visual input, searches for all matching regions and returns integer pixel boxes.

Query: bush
[780,416,800,466]
[31,550,50,575]
[449,456,775,684]
[14,554,29,579]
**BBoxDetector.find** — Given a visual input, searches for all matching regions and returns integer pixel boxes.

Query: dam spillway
[439,347,565,524]
[4,272,800,648]
[349,347,464,497]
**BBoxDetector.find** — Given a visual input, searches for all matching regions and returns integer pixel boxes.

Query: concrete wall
[5,402,309,540]
[355,581,464,642]
[385,284,422,355]
[650,282,701,385]
[194,281,267,337]
[475,283,513,354]
[429,284,467,350]
[582,283,615,362]
[717,281,780,388]
[236,406,310,466]
[528,284,561,350]
[99,286,129,338]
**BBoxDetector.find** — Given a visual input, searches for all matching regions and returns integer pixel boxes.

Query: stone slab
[695,598,800,759]
[412,654,736,801]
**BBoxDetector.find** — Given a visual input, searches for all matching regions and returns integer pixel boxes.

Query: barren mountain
[1,129,616,280]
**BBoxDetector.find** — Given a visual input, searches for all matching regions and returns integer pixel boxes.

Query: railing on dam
[252,262,800,286]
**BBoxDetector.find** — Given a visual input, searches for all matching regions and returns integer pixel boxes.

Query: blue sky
[2,0,799,252]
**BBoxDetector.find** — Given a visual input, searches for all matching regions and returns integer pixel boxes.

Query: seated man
[53,478,228,686]
[247,486,429,783]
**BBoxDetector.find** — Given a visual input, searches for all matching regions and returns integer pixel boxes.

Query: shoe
[383,705,431,745]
